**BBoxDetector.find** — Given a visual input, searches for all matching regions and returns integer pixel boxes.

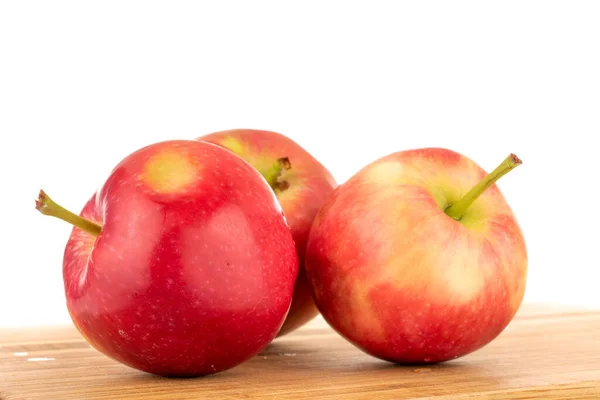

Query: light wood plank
[1,303,599,399]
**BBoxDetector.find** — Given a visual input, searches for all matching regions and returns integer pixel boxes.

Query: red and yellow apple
[36,139,298,376]
[198,129,337,335]
[305,148,527,363]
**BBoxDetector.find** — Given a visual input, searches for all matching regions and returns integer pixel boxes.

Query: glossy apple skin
[198,129,337,336]
[305,148,527,363]
[63,140,298,376]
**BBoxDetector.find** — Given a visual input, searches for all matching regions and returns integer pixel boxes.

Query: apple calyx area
[264,157,292,192]
[445,153,522,221]
[35,190,102,237]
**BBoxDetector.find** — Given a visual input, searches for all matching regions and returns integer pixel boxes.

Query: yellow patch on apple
[218,136,245,158]
[364,161,404,185]
[339,277,386,339]
[142,151,198,193]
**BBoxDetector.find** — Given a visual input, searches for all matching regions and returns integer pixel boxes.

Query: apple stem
[35,190,102,237]
[445,154,522,221]
[263,157,292,192]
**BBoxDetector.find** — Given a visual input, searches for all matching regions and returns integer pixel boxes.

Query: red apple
[36,139,298,376]
[305,148,527,363]
[197,129,337,336]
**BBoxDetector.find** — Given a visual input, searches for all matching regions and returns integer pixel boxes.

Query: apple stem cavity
[445,154,522,221]
[264,157,292,192]
[35,190,102,237]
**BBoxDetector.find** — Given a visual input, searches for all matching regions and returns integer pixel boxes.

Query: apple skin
[62,140,298,376]
[305,148,527,363]
[198,129,337,336]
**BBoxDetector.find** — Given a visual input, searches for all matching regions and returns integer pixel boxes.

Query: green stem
[445,154,522,220]
[35,190,101,237]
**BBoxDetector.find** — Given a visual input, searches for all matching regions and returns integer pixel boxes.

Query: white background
[1,1,599,327]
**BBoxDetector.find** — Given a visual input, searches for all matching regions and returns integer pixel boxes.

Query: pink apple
[36,139,298,376]
[305,148,527,363]
[198,129,337,335]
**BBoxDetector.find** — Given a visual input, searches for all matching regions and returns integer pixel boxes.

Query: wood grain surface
[1,303,599,399]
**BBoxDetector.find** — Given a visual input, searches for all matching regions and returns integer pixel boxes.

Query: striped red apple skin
[305,148,527,363]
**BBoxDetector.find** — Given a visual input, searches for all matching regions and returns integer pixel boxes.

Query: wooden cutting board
[1,303,599,399]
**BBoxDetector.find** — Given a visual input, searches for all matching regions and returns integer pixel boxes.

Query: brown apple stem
[35,190,102,237]
[264,157,292,192]
[445,154,522,221]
